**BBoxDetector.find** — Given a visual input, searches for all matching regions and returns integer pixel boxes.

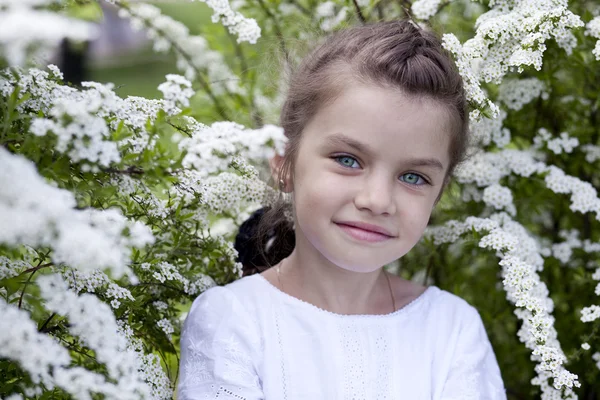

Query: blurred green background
[89,1,212,99]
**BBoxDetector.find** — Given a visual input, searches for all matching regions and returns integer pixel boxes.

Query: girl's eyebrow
[323,132,445,171]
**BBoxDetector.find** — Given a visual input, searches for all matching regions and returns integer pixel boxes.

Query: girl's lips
[336,223,393,243]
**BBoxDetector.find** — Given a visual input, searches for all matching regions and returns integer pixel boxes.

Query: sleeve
[177,286,264,400]
[440,306,508,400]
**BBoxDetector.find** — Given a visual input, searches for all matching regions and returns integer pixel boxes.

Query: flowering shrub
[0,0,599,399]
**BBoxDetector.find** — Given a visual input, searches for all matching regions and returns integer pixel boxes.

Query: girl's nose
[353,173,396,215]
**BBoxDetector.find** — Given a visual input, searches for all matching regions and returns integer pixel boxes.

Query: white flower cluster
[112,174,170,220]
[470,109,511,148]
[426,214,580,392]
[0,256,29,280]
[61,268,135,309]
[116,321,173,399]
[30,96,120,167]
[37,274,155,399]
[456,148,600,222]
[192,0,261,43]
[315,1,348,32]
[594,353,600,370]
[0,5,97,66]
[442,33,499,119]
[118,2,244,93]
[544,166,600,219]
[580,268,600,325]
[585,16,600,60]
[443,0,583,113]
[482,183,516,216]
[581,342,591,351]
[581,144,600,163]
[156,318,175,340]
[0,297,76,396]
[147,261,215,295]
[157,74,195,113]
[199,171,267,214]
[179,120,287,178]
[461,184,483,203]
[534,128,579,155]
[550,230,580,264]
[411,0,445,20]
[498,78,548,111]
[2,67,181,159]
[0,149,153,279]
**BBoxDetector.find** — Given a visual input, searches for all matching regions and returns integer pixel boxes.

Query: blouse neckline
[253,273,437,320]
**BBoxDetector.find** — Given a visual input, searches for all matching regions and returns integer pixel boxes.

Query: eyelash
[331,154,430,186]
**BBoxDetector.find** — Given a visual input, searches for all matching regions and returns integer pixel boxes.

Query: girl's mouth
[335,223,393,243]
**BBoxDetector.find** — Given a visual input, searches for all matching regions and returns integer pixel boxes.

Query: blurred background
[65,1,213,99]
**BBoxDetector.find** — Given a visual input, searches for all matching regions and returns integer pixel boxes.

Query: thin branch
[19,256,51,309]
[104,166,144,176]
[39,313,57,333]
[288,0,312,16]
[353,0,367,23]
[256,0,290,64]
[115,1,232,121]
[23,262,52,274]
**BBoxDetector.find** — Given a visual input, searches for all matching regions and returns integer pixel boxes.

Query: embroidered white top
[177,273,507,400]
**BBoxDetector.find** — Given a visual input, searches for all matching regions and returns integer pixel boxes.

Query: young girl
[177,20,507,400]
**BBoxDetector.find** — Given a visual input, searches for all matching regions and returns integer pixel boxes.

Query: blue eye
[334,155,360,169]
[400,173,426,186]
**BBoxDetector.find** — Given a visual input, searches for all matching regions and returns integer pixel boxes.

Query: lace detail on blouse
[374,334,392,399]
[339,322,368,399]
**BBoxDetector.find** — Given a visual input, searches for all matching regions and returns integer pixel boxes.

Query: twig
[353,0,367,23]
[19,256,51,309]
[288,0,311,16]
[23,262,52,274]
[104,166,145,175]
[39,313,57,333]
[256,0,291,64]
[115,1,231,121]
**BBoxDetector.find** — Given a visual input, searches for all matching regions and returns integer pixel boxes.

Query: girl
[177,20,507,400]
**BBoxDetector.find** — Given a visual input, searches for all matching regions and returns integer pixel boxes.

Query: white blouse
[178,273,507,400]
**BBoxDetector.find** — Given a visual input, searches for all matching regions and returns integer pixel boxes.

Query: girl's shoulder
[390,276,480,321]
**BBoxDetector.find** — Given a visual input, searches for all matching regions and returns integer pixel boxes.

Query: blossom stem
[256,0,290,63]
[352,0,367,23]
[115,1,232,121]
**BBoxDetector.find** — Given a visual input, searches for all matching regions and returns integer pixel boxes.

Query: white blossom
[534,129,579,155]
[585,16,600,60]
[118,2,244,92]
[315,2,348,32]
[0,148,153,279]
[581,144,600,163]
[157,318,174,340]
[483,184,516,215]
[470,110,511,148]
[443,0,583,114]
[581,343,591,351]
[412,0,445,20]
[158,74,195,113]
[179,120,287,178]
[191,0,261,43]
[498,78,548,111]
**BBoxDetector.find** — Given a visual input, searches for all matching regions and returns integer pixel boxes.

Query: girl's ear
[269,153,293,192]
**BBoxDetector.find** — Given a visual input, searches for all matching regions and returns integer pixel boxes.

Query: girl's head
[243,20,468,275]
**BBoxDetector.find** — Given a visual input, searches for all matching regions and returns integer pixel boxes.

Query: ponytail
[234,206,295,276]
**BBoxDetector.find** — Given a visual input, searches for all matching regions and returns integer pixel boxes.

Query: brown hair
[241,20,469,276]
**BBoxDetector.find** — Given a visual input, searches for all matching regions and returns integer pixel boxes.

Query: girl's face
[288,83,451,273]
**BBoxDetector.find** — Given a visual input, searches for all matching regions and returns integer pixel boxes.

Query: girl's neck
[271,249,395,316]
